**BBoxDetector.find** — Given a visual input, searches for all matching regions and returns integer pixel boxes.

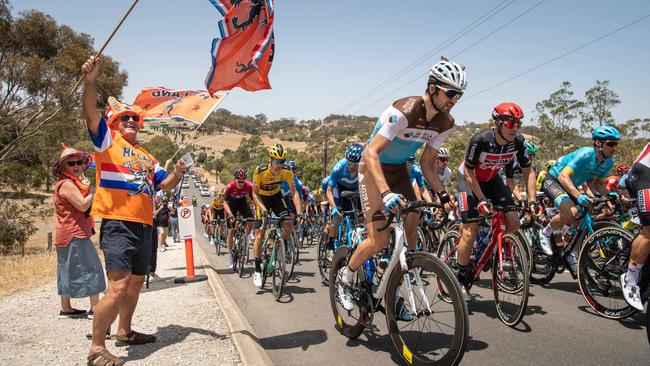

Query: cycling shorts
[256,192,289,220]
[227,198,253,219]
[541,175,575,209]
[211,208,225,221]
[456,175,515,223]
[359,161,416,223]
[626,163,650,226]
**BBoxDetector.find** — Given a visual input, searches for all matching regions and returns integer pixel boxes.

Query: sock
[625,260,644,286]
[341,266,354,284]
[542,224,553,238]
[255,258,262,272]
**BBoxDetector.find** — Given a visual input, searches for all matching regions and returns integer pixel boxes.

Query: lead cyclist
[337,57,467,320]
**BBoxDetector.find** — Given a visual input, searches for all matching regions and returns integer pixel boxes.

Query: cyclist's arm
[290,184,302,216]
[557,168,582,199]
[326,184,336,208]
[589,179,609,197]
[420,145,444,194]
[463,166,486,201]
[522,166,537,203]
[222,197,233,218]
[363,134,394,196]
[507,177,522,201]
[251,186,267,213]
[411,179,423,201]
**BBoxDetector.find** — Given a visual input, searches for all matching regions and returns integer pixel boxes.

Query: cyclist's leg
[456,190,480,267]
[622,165,650,301]
[542,176,579,243]
[492,177,520,233]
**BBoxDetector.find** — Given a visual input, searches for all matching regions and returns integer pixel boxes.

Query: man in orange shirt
[82,56,186,366]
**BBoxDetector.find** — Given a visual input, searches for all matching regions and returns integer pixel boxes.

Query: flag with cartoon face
[133,87,225,125]
[205,0,275,92]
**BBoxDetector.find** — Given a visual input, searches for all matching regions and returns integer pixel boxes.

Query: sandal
[87,348,124,366]
[114,331,157,347]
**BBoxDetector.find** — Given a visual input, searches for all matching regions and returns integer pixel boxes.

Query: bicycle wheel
[318,234,333,286]
[272,238,286,301]
[328,246,367,340]
[492,233,529,327]
[284,234,297,280]
[515,229,534,278]
[577,226,636,319]
[215,225,223,256]
[385,252,468,366]
[436,230,461,303]
[238,233,248,277]
[528,227,557,285]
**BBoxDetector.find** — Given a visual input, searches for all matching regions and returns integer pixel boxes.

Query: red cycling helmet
[233,168,246,180]
[492,102,524,123]
[616,164,630,175]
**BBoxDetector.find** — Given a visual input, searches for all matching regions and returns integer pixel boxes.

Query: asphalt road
[185,184,649,366]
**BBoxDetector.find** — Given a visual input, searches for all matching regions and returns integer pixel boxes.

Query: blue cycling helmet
[283,160,297,171]
[592,125,621,141]
[406,155,416,164]
[345,143,364,163]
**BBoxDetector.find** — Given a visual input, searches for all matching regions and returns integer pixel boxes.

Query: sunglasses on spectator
[272,159,285,165]
[119,114,140,122]
[66,160,84,167]
[603,140,619,148]
[436,85,463,102]
[498,116,522,129]
[438,157,449,163]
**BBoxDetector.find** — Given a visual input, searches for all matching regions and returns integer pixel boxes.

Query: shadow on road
[124,324,228,361]
[541,280,580,294]
[260,329,327,351]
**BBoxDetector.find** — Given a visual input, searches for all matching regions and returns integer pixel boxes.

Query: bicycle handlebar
[377,201,441,232]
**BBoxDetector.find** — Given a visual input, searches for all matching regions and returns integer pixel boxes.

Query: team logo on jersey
[389,115,398,124]
[477,152,515,171]
[402,97,416,113]
[639,189,650,213]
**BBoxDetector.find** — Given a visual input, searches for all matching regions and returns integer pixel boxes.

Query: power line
[463,13,650,101]
[333,0,515,115]
[352,0,547,115]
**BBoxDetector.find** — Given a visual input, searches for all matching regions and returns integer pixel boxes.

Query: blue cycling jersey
[367,96,454,164]
[409,163,425,187]
[281,176,303,198]
[321,176,329,194]
[549,146,614,186]
[328,158,358,191]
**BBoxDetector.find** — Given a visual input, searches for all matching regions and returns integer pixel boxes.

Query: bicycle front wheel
[492,233,529,327]
[578,226,635,319]
[318,234,334,286]
[385,252,468,366]
[272,238,286,301]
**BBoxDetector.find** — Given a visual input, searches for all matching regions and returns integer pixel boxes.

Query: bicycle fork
[396,227,432,317]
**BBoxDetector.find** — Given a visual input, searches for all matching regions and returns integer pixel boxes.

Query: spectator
[52,144,106,319]
[168,199,180,243]
[82,56,185,366]
[154,197,170,251]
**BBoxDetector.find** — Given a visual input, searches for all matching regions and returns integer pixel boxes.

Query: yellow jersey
[536,170,548,191]
[211,196,224,210]
[253,164,294,196]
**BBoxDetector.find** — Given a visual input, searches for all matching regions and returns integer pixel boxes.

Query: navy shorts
[100,219,153,276]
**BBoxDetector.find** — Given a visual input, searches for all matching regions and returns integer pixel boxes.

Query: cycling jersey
[367,96,454,164]
[280,176,303,198]
[224,180,253,201]
[409,162,425,187]
[211,197,224,210]
[321,176,329,195]
[549,147,614,186]
[536,170,548,191]
[633,142,650,168]
[328,158,358,191]
[459,129,531,182]
[253,163,294,196]
[439,166,451,186]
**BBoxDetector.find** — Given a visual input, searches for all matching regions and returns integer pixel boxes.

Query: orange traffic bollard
[184,238,195,279]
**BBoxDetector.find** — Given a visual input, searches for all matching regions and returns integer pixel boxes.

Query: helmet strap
[427,85,442,113]
[495,122,511,143]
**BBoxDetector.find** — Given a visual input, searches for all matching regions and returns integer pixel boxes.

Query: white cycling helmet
[437,147,450,158]
[429,57,467,91]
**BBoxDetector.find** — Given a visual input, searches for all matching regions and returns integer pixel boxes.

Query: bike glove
[577,194,590,206]
[382,192,405,212]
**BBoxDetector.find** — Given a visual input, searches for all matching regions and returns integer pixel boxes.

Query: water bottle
[474,225,491,261]
[363,259,375,284]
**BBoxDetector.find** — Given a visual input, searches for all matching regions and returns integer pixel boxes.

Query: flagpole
[69,0,141,95]
[168,93,229,162]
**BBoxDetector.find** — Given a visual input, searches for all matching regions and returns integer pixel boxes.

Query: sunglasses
[436,85,463,102]
[272,159,285,165]
[119,114,140,122]
[438,157,449,163]
[603,141,619,148]
[235,180,245,184]
[528,154,536,159]
[66,160,84,167]
[347,161,359,167]
[497,116,522,129]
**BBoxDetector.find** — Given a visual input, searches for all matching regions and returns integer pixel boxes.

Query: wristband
[380,190,391,198]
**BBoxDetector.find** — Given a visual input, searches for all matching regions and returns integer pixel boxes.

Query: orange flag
[132,87,225,125]
[205,0,275,93]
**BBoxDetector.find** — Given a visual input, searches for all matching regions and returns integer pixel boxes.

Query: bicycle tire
[385,252,468,366]
[492,233,529,327]
[328,246,366,340]
[284,234,297,280]
[515,229,534,278]
[216,225,223,256]
[238,231,248,277]
[318,234,333,286]
[436,230,461,303]
[272,238,285,301]
[577,226,636,319]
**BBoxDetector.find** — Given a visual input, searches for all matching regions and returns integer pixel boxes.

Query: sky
[12,0,650,126]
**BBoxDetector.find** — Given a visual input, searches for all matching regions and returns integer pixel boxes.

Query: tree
[581,80,620,133]
[535,81,583,156]
[196,151,208,164]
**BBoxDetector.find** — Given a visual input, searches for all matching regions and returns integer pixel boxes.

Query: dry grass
[0,249,57,298]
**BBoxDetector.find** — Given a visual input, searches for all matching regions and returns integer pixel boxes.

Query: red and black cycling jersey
[224,180,253,201]
[460,128,531,182]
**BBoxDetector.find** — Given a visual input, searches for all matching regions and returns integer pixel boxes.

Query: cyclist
[437,147,452,187]
[504,140,538,202]
[222,169,254,269]
[251,144,302,287]
[536,160,557,191]
[281,160,304,215]
[539,126,620,273]
[620,142,650,311]
[338,58,465,317]
[210,191,226,245]
[326,143,363,246]
[407,155,434,202]
[455,102,538,301]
